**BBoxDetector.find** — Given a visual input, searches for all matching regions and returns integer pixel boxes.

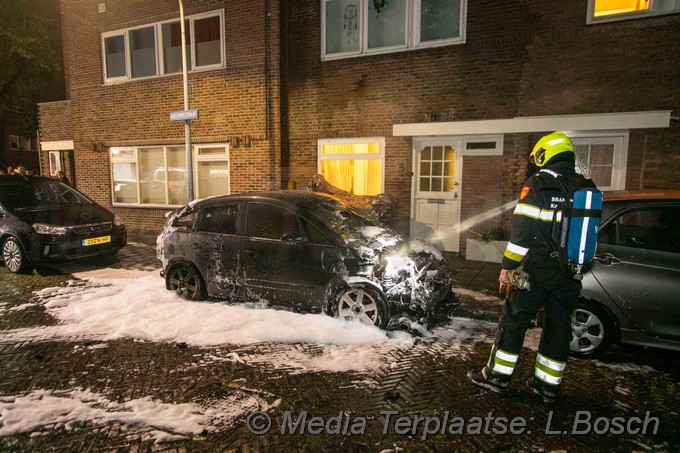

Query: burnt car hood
[11,204,113,226]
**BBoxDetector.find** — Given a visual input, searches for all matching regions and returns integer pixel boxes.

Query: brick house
[39,0,679,253]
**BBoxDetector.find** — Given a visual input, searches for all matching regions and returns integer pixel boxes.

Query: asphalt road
[0,243,678,452]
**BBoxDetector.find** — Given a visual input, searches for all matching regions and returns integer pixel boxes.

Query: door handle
[191,242,200,250]
[594,253,620,266]
[245,248,256,256]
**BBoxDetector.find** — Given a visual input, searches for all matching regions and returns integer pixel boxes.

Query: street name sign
[170,109,199,121]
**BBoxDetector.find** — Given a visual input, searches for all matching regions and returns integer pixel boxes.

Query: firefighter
[468,131,597,403]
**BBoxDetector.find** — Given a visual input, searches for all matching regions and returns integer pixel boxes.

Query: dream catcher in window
[343,4,358,46]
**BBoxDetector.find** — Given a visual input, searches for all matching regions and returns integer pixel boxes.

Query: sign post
[178,0,194,202]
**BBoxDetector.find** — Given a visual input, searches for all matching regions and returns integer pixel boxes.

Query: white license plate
[82,236,111,246]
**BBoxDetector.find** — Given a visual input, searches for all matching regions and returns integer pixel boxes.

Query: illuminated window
[318,138,384,196]
[587,0,679,23]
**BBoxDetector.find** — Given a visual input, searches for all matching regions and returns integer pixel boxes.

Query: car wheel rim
[337,288,379,326]
[570,308,604,353]
[169,267,198,299]
[3,241,22,272]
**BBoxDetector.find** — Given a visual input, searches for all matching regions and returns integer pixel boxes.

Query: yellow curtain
[321,144,354,192]
[594,0,649,16]
[321,142,381,195]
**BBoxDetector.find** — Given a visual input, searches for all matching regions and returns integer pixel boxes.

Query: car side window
[301,218,331,245]
[198,205,238,235]
[173,211,196,231]
[599,206,679,253]
[247,203,301,240]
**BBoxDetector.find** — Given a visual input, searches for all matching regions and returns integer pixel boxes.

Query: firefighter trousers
[488,253,581,387]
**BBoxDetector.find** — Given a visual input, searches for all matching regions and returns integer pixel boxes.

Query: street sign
[169,109,199,121]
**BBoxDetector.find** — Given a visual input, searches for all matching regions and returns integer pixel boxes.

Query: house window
[318,138,384,196]
[10,135,20,151]
[48,151,63,176]
[102,10,224,83]
[322,0,466,60]
[570,133,628,191]
[110,144,229,206]
[10,135,34,151]
[587,0,680,24]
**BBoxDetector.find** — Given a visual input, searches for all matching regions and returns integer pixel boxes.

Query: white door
[411,139,462,252]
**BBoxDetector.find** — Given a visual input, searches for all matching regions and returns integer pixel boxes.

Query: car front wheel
[332,284,388,329]
[2,237,28,274]
[569,302,613,359]
[166,264,207,301]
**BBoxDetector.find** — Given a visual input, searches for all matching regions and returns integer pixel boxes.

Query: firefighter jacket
[502,160,596,270]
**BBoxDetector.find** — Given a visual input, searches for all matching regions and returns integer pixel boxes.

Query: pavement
[1,242,679,452]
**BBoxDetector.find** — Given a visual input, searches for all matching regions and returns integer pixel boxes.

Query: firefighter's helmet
[529,132,575,167]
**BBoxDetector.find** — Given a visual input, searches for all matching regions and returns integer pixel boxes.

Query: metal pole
[179,0,194,201]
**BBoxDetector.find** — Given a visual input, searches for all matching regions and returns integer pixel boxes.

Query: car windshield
[0,180,92,211]
[310,197,376,238]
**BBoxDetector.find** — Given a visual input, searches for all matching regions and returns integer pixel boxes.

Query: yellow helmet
[529,132,575,167]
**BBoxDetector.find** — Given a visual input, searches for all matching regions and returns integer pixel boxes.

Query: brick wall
[53,0,281,232]
[282,0,680,250]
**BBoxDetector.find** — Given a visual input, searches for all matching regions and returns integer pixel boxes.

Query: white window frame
[48,151,63,176]
[102,10,225,84]
[317,137,386,194]
[587,0,680,24]
[110,143,230,207]
[193,144,231,200]
[568,131,628,191]
[321,0,467,61]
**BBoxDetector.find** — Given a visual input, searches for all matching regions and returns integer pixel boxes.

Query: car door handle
[245,248,256,256]
[594,253,620,265]
[191,242,200,250]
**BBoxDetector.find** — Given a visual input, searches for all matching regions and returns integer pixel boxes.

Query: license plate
[82,236,111,246]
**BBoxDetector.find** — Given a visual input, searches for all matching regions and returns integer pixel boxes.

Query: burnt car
[0,175,127,273]
[571,189,680,357]
[157,191,454,329]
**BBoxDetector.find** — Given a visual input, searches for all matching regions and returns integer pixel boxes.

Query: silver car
[571,190,680,357]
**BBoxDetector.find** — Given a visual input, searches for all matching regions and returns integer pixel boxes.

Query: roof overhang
[40,140,74,151]
[393,110,672,137]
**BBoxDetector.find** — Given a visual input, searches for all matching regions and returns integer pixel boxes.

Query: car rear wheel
[569,302,613,359]
[333,284,388,329]
[166,264,207,301]
[2,237,28,274]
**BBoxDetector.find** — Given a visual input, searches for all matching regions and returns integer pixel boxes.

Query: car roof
[604,189,680,202]
[0,175,54,185]
[189,190,348,210]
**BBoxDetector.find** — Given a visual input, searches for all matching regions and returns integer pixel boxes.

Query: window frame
[110,143,230,208]
[568,131,628,191]
[102,10,225,84]
[586,0,680,24]
[321,0,467,61]
[48,151,63,176]
[317,137,386,195]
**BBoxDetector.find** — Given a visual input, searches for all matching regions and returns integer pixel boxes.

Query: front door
[411,139,462,252]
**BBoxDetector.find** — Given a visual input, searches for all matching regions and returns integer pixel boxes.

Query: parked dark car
[571,189,680,357]
[157,191,454,329]
[0,175,127,273]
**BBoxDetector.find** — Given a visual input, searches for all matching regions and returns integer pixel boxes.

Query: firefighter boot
[467,367,510,394]
[526,377,558,404]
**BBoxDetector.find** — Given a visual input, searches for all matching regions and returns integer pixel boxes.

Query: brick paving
[1,244,679,452]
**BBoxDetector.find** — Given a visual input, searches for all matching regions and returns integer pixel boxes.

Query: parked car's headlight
[113,214,124,226]
[32,223,69,235]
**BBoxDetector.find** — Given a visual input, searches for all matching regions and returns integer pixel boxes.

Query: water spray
[453,199,518,235]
